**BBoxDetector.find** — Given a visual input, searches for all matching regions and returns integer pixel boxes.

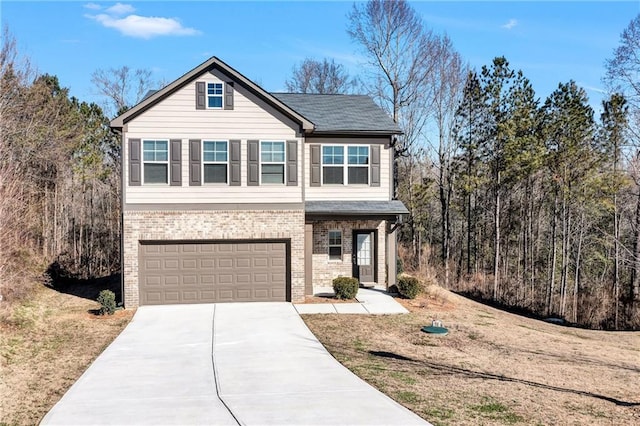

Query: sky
[2,0,640,115]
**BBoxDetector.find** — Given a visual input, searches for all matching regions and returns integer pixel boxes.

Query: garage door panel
[139,241,288,305]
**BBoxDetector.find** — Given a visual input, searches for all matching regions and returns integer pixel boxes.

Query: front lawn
[302,287,640,425]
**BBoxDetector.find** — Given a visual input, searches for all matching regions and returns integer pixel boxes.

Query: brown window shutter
[286,140,298,186]
[196,82,205,110]
[229,139,241,186]
[370,144,380,187]
[189,139,201,186]
[129,138,141,186]
[247,140,259,186]
[224,82,234,110]
[310,144,321,187]
[170,139,182,186]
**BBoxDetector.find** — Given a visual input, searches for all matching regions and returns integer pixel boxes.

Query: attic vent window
[207,83,223,108]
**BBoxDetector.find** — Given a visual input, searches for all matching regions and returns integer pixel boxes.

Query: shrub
[332,276,359,300]
[97,290,116,315]
[397,275,422,299]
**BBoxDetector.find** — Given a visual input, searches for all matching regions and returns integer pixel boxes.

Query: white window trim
[321,144,370,186]
[142,139,169,185]
[259,140,286,185]
[328,229,343,261]
[202,140,229,185]
[206,82,223,109]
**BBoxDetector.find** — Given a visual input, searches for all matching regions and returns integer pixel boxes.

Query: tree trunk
[493,170,500,301]
[548,190,559,316]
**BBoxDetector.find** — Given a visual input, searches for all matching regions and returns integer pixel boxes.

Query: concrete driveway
[41,303,429,425]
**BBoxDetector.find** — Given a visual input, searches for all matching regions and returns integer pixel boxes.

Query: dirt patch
[302,288,640,425]
[0,285,133,424]
[304,295,357,304]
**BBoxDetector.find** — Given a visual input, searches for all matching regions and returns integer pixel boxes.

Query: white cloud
[87,10,201,39]
[106,3,135,16]
[84,3,102,10]
[502,19,518,30]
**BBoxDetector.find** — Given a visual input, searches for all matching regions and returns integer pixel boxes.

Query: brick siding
[123,209,305,307]
[309,219,387,291]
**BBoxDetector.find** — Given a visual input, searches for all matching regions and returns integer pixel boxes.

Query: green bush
[332,276,359,300]
[397,275,422,299]
[97,290,117,315]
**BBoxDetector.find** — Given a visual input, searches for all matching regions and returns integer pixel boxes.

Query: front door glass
[357,233,371,266]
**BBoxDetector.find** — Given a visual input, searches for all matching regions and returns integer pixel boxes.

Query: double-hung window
[143,140,168,184]
[203,141,228,184]
[207,83,223,108]
[328,230,342,261]
[322,146,344,184]
[347,146,369,184]
[261,141,285,184]
[321,145,369,185]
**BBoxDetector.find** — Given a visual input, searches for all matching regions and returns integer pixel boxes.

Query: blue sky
[2,1,639,114]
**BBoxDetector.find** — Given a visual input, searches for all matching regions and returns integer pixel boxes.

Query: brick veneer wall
[123,209,305,308]
[310,219,386,290]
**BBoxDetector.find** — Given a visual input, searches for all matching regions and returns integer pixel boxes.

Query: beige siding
[124,74,302,205]
[304,138,392,201]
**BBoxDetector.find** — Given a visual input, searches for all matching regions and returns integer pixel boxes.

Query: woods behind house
[1,1,639,330]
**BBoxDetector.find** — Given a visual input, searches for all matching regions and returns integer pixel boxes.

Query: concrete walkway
[41,303,428,425]
[294,287,409,315]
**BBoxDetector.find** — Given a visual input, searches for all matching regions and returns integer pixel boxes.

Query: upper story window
[203,141,228,184]
[321,145,369,185]
[347,146,369,185]
[143,140,168,184]
[261,141,285,184]
[207,83,223,108]
[322,146,344,184]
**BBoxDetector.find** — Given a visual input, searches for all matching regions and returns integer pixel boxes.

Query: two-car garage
[138,240,289,305]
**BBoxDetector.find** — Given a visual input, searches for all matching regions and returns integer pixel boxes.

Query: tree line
[1,1,638,329]
[0,28,124,303]
[286,1,639,329]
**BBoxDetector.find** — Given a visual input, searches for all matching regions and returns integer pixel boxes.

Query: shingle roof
[305,200,409,216]
[272,93,401,135]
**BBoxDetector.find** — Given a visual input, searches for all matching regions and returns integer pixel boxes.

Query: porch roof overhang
[305,200,409,222]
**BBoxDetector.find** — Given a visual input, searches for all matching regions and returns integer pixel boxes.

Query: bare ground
[0,285,133,425]
[302,286,640,425]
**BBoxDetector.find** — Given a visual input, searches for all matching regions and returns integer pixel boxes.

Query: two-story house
[110,57,408,307]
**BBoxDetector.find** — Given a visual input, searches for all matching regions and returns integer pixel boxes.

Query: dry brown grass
[302,287,640,425]
[0,285,133,425]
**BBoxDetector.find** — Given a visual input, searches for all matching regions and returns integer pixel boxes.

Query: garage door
[139,241,288,305]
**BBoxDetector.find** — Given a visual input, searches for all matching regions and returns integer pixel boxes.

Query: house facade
[111,57,407,308]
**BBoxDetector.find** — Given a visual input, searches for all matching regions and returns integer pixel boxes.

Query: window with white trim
[260,141,285,184]
[207,82,223,108]
[322,146,344,184]
[142,140,168,184]
[347,146,369,184]
[321,145,369,185]
[203,141,228,184]
[328,230,342,260]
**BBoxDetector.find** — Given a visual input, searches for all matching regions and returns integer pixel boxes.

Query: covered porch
[303,200,409,295]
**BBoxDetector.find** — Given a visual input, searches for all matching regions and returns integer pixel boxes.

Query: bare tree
[431,35,467,288]
[605,14,640,302]
[91,66,156,118]
[285,58,357,94]
[348,0,439,197]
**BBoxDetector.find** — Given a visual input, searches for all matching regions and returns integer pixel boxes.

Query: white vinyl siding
[124,74,302,204]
